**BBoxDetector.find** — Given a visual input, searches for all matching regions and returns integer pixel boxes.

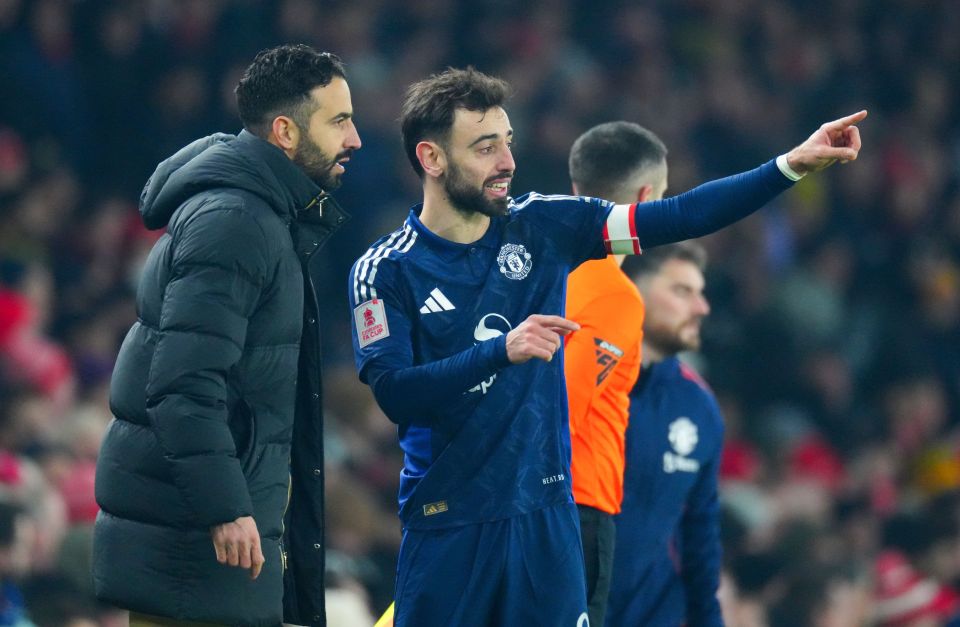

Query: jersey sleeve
[348,253,511,426]
[680,398,726,627]
[601,159,795,254]
[348,251,413,381]
[564,290,644,435]
[512,193,613,268]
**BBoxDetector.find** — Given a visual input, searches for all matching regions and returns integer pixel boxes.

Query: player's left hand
[785,110,867,175]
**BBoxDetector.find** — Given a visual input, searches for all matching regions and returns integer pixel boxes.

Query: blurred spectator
[0,501,32,626]
[873,550,960,627]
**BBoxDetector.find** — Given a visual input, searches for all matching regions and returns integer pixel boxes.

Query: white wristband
[776,154,805,181]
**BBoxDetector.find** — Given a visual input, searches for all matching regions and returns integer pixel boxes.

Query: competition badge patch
[355,299,390,347]
[497,243,532,280]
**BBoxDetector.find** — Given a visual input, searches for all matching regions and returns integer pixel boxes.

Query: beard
[443,161,511,218]
[645,320,702,356]
[293,135,353,191]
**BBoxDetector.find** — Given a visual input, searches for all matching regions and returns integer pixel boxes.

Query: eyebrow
[329,111,353,123]
[468,129,513,148]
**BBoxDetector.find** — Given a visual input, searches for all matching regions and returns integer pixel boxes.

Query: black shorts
[578,504,616,627]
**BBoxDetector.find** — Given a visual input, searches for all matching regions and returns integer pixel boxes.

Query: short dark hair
[622,241,708,282]
[236,44,345,138]
[569,121,668,200]
[400,67,511,178]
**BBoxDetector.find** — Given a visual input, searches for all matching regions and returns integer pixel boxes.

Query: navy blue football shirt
[349,193,613,530]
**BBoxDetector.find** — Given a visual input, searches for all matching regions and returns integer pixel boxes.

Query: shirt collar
[405,204,502,254]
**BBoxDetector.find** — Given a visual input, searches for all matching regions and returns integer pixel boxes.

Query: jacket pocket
[229,399,258,471]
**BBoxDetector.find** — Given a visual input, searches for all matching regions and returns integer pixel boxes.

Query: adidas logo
[420,288,455,314]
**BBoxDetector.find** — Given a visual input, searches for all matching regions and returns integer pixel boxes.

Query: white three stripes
[419,288,456,314]
[352,224,418,304]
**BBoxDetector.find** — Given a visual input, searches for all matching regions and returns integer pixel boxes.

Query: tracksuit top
[606,357,725,627]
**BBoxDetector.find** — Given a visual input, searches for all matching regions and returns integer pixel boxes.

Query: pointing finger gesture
[785,110,867,175]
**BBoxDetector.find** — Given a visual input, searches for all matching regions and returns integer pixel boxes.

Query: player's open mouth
[485,180,510,197]
[334,157,350,173]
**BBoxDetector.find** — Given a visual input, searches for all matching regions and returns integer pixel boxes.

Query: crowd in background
[1,0,959,624]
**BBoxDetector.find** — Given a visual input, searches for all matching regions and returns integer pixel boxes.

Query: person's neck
[419,185,491,244]
[641,342,668,367]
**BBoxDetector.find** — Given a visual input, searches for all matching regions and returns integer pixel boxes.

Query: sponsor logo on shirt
[497,243,532,280]
[663,417,700,473]
[593,337,623,385]
[354,299,390,347]
[469,314,512,394]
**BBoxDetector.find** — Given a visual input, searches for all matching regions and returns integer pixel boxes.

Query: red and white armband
[602,203,642,255]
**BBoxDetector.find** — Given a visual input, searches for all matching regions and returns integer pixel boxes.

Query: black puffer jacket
[93,130,346,626]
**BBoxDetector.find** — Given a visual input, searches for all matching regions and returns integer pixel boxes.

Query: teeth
[487,182,507,190]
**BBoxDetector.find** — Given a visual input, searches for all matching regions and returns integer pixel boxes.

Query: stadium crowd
[0,0,958,624]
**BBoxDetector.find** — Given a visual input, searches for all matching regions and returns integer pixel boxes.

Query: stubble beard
[443,161,510,218]
[293,135,351,191]
[646,320,702,357]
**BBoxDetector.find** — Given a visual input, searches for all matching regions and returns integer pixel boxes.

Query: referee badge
[497,243,532,280]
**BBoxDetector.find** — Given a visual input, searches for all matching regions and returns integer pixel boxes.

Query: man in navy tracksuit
[607,242,724,627]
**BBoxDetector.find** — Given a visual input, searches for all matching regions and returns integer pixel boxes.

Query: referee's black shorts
[578,504,616,627]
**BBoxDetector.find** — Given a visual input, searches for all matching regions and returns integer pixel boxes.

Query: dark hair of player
[400,67,511,178]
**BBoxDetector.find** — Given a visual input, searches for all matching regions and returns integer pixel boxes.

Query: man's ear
[416,141,446,179]
[271,116,300,154]
[636,184,653,203]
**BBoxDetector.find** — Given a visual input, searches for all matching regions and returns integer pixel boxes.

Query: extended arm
[364,336,510,425]
[602,110,867,253]
[364,314,579,425]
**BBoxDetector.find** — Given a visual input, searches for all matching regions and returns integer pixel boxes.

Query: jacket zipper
[280,472,291,571]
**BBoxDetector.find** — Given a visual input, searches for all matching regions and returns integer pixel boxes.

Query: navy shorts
[394,502,590,627]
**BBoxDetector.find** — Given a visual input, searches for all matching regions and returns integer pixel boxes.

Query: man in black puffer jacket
[93,45,361,627]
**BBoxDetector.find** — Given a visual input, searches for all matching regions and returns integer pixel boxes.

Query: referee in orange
[565,122,668,627]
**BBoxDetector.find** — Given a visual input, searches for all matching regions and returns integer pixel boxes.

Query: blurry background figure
[873,550,960,627]
[607,242,721,626]
[0,501,33,626]
[564,121,666,626]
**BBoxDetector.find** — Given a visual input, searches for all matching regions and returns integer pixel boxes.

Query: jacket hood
[139,130,323,230]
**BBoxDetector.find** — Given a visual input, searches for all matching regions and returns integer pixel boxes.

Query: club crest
[497,243,532,280]
[668,417,698,456]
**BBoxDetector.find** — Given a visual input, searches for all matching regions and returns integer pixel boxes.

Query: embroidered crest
[668,417,698,456]
[497,243,532,280]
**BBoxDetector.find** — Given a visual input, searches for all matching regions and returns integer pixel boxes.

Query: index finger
[529,314,580,332]
[822,109,868,132]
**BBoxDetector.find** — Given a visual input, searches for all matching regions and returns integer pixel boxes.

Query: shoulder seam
[352,223,418,304]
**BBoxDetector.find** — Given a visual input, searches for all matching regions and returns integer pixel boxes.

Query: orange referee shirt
[565,256,645,515]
